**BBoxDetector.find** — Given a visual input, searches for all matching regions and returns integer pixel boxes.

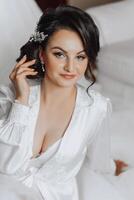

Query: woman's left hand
[114,160,128,176]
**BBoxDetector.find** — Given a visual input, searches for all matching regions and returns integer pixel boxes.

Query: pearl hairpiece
[29,30,48,43]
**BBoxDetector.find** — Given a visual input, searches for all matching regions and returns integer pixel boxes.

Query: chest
[32,103,75,158]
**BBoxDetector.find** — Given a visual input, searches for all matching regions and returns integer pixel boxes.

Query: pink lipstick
[60,73,76,79]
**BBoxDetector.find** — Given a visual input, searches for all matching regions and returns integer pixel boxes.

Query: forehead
[47,29,85,52]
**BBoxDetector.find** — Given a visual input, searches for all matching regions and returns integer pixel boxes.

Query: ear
[39,48,45,64]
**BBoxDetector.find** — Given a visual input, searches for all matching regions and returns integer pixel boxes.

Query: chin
[56,79,77,88]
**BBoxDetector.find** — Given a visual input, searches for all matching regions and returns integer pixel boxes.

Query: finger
[117,160,128,167]
[9,73,15,82]
[15,55,27,68]
[15,59,36,72]
[19,59,36,68]
[9,67,35,81]
[9,70,16,81]
[16,71,38,78]
[16,67,35,74]
[10,68,37,81]
[122,162,128,167]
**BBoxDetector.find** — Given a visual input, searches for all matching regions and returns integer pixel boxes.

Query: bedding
[86,0,134,46]
[98,38,134,85]
[86,0,134,170]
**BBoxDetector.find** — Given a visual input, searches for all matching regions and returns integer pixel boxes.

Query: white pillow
[97,38,134,85]
[86,0,134,46]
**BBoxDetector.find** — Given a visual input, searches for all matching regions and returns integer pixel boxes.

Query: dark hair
[17,5,100,86]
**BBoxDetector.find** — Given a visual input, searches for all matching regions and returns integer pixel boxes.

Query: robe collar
[29,81,93,108]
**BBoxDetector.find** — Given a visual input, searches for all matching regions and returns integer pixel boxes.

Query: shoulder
[77,83,112,114]
[89,88,111,110]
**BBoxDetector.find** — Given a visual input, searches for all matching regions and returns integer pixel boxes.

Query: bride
[0,4,134,200]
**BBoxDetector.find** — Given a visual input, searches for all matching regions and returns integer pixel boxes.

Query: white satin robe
[0,81,126,200]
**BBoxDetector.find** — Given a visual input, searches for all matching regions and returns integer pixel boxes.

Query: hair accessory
[29,30,48,43]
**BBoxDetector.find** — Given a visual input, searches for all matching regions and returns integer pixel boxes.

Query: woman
[0,5,130,200]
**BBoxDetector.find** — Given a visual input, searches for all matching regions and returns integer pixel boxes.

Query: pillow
[86,0,134,46]
[97,38,134,86]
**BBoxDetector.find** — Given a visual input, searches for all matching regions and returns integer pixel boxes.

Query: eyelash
[77,55,86,60]
[53,52,86,60]
[53,52,64,58]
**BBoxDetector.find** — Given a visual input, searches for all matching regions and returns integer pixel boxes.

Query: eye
[77,55,87,61]
[53,52,65,58]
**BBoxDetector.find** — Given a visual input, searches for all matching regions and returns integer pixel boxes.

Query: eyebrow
[51,47,86,54]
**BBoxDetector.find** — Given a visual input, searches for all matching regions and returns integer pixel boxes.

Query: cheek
[44,57,56,71]
[77,61,88,75]
[45,55,64,70]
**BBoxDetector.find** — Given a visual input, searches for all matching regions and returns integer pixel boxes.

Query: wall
[69,0,120,9]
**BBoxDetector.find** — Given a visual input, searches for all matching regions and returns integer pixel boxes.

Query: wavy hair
[17,5,100,86]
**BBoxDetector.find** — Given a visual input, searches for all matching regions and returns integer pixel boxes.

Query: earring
[41,62,45,72]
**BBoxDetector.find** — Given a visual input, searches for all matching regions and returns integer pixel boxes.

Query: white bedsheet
[86,0,134,46]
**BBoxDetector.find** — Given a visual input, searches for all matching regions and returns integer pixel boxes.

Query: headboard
[69,0,121,10]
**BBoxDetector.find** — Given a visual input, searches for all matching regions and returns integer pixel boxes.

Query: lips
[60,74,76,79]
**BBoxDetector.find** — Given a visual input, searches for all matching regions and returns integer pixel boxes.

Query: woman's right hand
[9,55,38,105]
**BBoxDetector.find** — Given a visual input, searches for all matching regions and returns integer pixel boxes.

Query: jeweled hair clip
[29,31,48,43]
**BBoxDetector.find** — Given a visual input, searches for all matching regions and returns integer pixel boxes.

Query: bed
[85,0,134,166]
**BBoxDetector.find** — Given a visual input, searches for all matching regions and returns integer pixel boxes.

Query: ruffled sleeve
[0,84,31,174]
[86,96,116,175]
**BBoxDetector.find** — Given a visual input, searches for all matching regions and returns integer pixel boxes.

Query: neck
[40,77,77,106]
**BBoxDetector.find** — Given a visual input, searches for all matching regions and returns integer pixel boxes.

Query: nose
[64,58,75,72]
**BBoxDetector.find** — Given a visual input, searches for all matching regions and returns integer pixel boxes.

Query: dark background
[35,0,68,11]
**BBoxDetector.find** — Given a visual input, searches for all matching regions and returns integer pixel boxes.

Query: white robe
[0,80,133,200]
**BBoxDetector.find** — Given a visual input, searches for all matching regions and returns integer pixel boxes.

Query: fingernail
[32,59,36,62]
[23,55,27,59]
